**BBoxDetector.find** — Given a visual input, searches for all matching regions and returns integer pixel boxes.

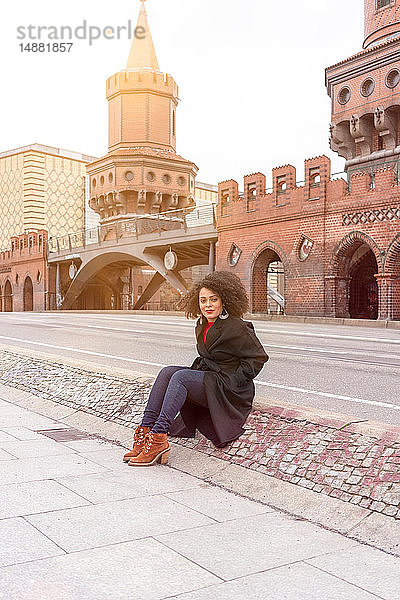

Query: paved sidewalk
[0,390,399,599]
[1,346,399,521]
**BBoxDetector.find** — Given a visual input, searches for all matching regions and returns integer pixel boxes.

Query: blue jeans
[141,366,207,434]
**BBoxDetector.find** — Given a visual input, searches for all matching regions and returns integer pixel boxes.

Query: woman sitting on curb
[123,271,269,466]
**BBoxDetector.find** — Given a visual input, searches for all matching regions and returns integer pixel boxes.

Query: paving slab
[0,517,65,568]
[166,484,274,522]
[156,512,359,581]
[0,409,59,430]
[348,512,400,556]
[0,438,77,459]
[0,430,16,442]
[196,455,371,534]
[59,438,114,453]
[307,544,400,600]
[0,479,90,519]
[75,447,130,470]
[56,467,203,504]
[0,537,220,600]
[0,454,108,485]
[26,494,216,552]
[171,562,381,600]
[166,444,232,480]
[62,411,131,441]
[0,448,17,461]
[0,426,49,441]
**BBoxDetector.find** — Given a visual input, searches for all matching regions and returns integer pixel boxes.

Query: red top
[203,320,215,342]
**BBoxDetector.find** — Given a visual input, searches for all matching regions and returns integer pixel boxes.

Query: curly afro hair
[177,271,249,319]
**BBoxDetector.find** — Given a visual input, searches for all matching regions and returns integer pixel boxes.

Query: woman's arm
[232,322,269,386]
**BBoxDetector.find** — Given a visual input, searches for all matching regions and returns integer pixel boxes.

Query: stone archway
[348,249,378,319]
[23,276,33,312]
[385,233,400,320]
[250,242,289,313]
[327,232,382,319]
[4,280,12,312]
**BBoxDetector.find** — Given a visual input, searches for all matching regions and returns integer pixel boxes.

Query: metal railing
[47,203,217,256]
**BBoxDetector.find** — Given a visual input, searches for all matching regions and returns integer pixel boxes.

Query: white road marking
[0,334,398,413]
[255,381,400,411]
[0,336,165,368]
[5,314,400,346]
[4,323,400,359]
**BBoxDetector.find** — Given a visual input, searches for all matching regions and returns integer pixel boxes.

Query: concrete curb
[22,309,400,329]
[1,383,398,558]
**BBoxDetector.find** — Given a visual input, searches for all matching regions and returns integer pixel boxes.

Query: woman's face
[199,287,223,323]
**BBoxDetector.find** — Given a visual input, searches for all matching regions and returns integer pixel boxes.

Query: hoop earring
[219,307,229,320]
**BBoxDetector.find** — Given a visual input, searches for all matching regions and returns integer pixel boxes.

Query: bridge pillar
[56,263,62,309]
[208,241,215,274]
[133,271,165,310]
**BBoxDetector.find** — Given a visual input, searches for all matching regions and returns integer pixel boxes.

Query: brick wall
[217,157,400,320]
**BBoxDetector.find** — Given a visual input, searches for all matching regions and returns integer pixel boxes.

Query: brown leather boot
[128,432,170,466]
[122,426,151,462]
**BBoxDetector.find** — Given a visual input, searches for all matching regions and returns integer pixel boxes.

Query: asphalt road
[0,312,399,427]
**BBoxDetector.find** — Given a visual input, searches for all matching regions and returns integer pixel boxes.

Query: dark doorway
[349,250,378,319]
[23,277,33,311]
[4,280,12,312]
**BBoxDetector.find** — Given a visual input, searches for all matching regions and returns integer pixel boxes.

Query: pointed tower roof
[127,0,160,70]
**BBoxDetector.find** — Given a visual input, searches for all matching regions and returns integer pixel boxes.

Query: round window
[177,176,186,186]
[108,172,113,183]
[147,171,156,182]
[386,69,400,89]
[124,171,134,181]
[361,78,375,97]
[162,174,171,184]
[338,86,351,105]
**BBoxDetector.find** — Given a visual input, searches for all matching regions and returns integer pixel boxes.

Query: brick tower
[87,0,198,222]
[326,0,400,173]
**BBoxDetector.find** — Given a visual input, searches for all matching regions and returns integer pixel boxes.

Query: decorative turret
[364,0,400,49]
[87,0,197,223]
[326,0,400,172]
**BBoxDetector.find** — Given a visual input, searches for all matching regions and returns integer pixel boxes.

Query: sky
[2,0,365,187]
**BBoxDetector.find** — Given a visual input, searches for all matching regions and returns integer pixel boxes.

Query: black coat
[169,316,269,448]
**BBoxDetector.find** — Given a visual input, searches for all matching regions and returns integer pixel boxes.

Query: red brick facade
[217,159,400,320]
[216,0,400,321]
[0,231,49,312]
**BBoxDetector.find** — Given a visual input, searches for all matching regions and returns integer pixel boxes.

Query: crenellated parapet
[106,70,178,100]
[217,156,346,226]
[218,180,239,218]
[0,230,47,266]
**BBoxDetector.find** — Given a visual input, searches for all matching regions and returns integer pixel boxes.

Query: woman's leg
[140,366,187,428]
[127,369,206,467]
[151,369,206,434]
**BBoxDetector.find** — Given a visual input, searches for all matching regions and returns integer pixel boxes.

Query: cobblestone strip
[0,350,399,519]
